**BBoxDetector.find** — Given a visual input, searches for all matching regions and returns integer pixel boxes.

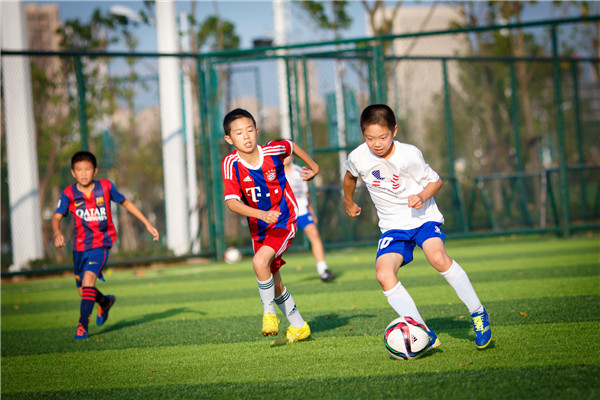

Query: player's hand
[147,224,160,241]
[54,233,65,248]
[262,210,281,224]
[408,194,424,209]
[345,202,361,218]
[299,166,317,181]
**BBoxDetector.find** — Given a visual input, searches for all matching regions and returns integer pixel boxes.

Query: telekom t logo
[245,186,262,203]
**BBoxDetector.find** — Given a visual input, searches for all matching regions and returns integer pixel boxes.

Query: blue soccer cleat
[471,307,492,349]
[74,323,88,340]
[96,295,116,326]
[426,328,441,352]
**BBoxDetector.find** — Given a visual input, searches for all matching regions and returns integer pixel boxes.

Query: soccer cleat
[270,322,311,346]
[74,323,88,340]
[320,270,337,282]
[471,307,492,349]
[425,328,441,352]
[262,312,280,336]
[96,295,116,326]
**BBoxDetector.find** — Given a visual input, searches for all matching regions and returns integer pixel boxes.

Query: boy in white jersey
[343,104,492,351]
[284,155,336,282]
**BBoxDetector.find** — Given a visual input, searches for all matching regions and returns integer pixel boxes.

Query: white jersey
[344,141,444,232]
[286,163,310,216]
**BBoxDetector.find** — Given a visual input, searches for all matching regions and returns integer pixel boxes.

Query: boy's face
[363,123,397,158]
[71,160,97,187]
[224,117,258,154]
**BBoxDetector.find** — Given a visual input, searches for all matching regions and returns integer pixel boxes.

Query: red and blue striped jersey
[222,140,298,240]
[55,179,125,252]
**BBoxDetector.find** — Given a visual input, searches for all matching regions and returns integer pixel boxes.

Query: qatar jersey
[344,141,444,232]
[222,140,298,241]
[55,179,126,251]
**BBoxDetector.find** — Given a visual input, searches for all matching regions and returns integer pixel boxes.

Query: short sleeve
[55,193,71,216]
[109,182,126,203]
[344,153,360,177]
[267,139,293,159]
[222,157,241,201]
[409,147,439,186]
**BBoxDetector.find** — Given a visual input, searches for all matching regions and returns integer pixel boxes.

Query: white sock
[316,261,328,276]
[257,275,276,315]
[383,282,428,329]
[275,287,305,329]
[441,260,483,314]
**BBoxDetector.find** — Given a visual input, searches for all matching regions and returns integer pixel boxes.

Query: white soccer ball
[384,316,431,360]
[223,247,242,264]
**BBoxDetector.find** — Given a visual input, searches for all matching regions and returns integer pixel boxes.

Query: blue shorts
[73,247,109,287]
[297,212,315,230]
[376,222,445,266]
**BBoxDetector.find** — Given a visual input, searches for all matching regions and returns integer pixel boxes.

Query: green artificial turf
[2,235,599,399]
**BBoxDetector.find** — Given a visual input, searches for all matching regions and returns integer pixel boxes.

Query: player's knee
[375,268,394,287]
[429,251,451,270]
[252,253,271,275]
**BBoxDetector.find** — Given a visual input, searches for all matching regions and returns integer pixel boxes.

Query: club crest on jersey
[266,169,277,181]
[96,197,105,207]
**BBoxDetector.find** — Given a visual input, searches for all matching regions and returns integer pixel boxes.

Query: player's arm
[225,198,281,225]
[343,171,361,217]
[408,178,443,210]
[291,142,319,181]
[119,199,160,241]
[52,213,66,248]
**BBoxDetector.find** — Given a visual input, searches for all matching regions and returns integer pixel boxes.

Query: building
[368,4,466,148]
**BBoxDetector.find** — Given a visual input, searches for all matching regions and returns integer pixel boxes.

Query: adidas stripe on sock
[275,287,305,329]
[257,275,276,315]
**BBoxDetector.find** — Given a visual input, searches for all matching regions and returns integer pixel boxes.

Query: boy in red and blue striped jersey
[52,151,159,340]
[222,108,319,344]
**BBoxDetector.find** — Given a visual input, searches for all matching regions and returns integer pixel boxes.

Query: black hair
[71,151,97,169]
[223,108,257,136]
[360,104,397,133]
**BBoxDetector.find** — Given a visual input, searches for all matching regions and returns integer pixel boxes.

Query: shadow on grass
[295,270,345,284]
[96,307,204,336]
[307,312,376,334]
[424,316,473,341]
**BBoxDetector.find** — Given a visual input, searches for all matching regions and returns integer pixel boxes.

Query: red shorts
[252,228,296,274]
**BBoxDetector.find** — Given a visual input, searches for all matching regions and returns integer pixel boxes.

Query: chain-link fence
[2,16,599,274]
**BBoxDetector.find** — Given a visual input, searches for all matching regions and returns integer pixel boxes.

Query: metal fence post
[196,57,216,257]
[74,56,88,150]
[571,60,588,215]
[442,59,469,233]
[206,61,226,258]
[551,25,571,236]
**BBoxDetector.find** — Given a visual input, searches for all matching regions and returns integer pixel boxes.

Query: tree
[35,9,165,262]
